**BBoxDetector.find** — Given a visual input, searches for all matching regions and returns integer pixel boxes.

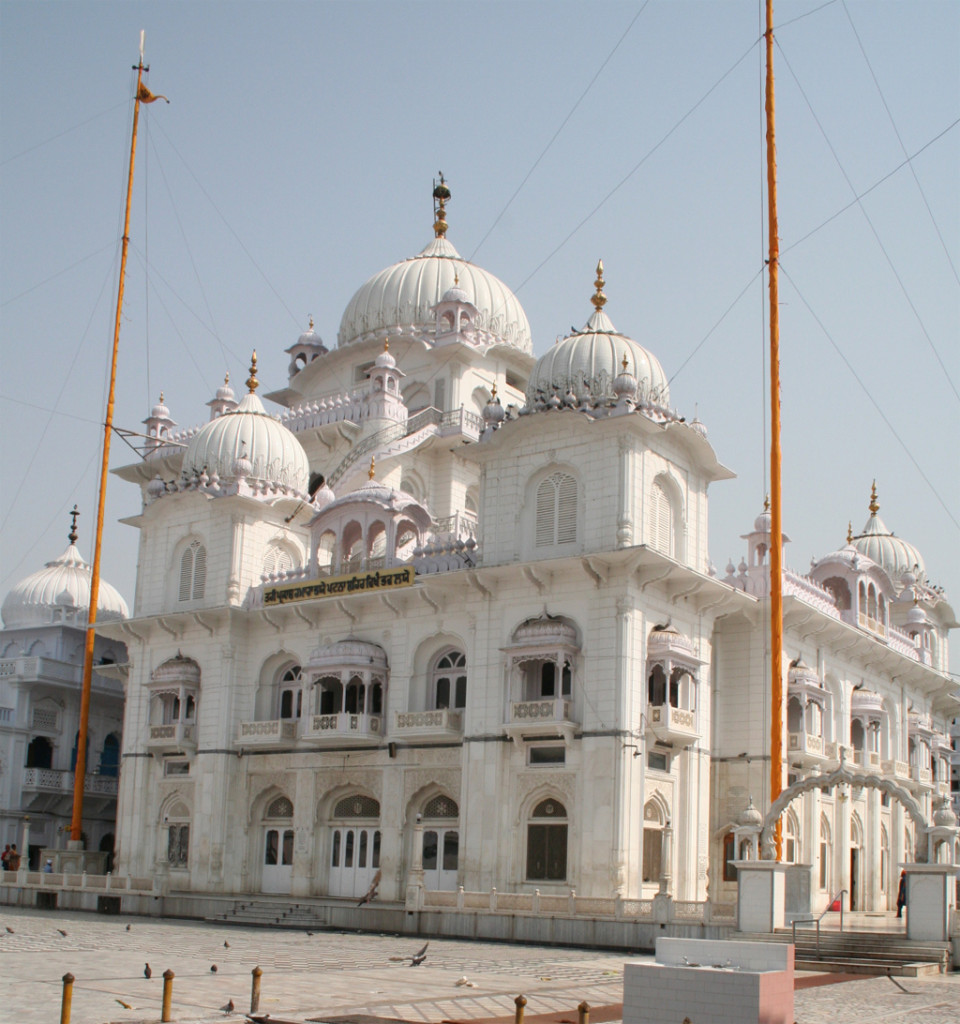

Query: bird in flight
[390,940,429,966]
[357,869,381,907]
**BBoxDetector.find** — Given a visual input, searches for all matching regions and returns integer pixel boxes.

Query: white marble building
[0,511,128,869]
[99,187,957,915]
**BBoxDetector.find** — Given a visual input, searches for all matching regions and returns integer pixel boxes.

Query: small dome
[215,376,236,403]
[934,800,957,828]
[297,319,325,350]
[2,540,128,628]
[182,355,310,496]
[150,394,171,420]
[374,343,397,370]
[689,416,708,438]
[906,602,928,627]
[483,388,506,426]
[528,264,668,407]
[850,483,924,583]
[738,798,763,827]
[788,658,819,687]
[511,613,578,649]
[338,235,532,354]
[441,283,470,304]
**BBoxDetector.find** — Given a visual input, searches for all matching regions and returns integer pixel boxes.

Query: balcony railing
[852,749,881,769]
[303,712,382,744]
[22,767,118,796]
[910,765,933,785]
[881,759,910,780]
[394,708,463,741]
[787,732,838,765]
[237,719,299,748]
[504,698,577,743]
[647,703,698,748]
[145,722,196,752]
[857,612,887,637]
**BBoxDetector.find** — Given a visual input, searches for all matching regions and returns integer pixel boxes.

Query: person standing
[896,870,907,918]
[1,844,10,871]
[7,845,20,871]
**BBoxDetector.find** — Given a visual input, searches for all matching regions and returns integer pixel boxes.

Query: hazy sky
[1,2,957,667]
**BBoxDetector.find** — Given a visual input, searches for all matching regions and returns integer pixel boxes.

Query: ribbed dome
[338,237,532,354]
[2,542,129,628]
[182,391,310,495]
[851,511,924,582]
[527,308,669,405]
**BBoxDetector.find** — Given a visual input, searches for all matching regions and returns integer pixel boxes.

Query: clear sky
[1,2,957,668]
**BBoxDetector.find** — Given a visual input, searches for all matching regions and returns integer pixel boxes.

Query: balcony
[852,749,881,770]
[646,703,699,748]
[237,719,299,749]
[393,708,463,742]
[145,722,196,754]
[909,765,933,788]
[21,767,118,815]
[504,698,577,745]
[302,712,382,745]
[880,758,910,781]
[787,731,838,767]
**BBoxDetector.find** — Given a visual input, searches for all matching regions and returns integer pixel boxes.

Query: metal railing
[792,887,847,959]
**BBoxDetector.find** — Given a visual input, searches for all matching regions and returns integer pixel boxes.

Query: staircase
[209,899,330,929]
[742,928,951,976]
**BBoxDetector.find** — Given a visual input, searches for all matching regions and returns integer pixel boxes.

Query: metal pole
[765,0,784,863]
[578,1001,590,1024]
[514,994,527,1024]
[71,44,147,842]
[60,973,74,1024]
[161,969,174,1022]
[251,965,263,1014]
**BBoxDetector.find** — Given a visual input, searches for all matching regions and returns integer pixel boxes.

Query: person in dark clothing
[896,870,907,918]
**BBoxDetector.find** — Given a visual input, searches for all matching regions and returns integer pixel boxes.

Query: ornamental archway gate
[734,755,958,940]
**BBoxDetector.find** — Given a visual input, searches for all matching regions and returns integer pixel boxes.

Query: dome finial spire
[847,520,853,544]
[433,172,451,239]
[869,479,879,515]
[68,505,79,545]
[763,493,770,513]
[368,455,376,481]
[592,259,607,311]
[246,350,259,394]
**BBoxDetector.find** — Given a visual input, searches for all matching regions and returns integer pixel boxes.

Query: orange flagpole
[764,0,784,861]
[70,41,148,842]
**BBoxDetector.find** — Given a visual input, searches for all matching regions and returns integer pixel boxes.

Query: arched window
[278,666,303,720]
[526,799,567,881]
[432,650,467,710]
[650,480,675,557]
[422,795,459,889]
[783,810,799,863]
[178,541,206,602]
[165,799,191,868]
[648,665,667,706]
[26,736,53,770]
[642,800,664,884]
[263,545,297,577]
[535,472,577,548]
[99,733,120,777]
[819,814,832,891]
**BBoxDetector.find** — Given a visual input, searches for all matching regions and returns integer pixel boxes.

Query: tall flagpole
[764,0,784,861]
[70,36,150,844]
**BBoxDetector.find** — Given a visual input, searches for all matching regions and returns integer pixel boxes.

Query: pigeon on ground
[116,999,133,1009]
[5,927,13,934]
[221,998,235,1013]
[357,868,381,907]
[57,928,68,937]
[306,931,314,937]
[210,964,218,972]
[144,963,152,979]
[125,923,131,931]
[223,940,230,948]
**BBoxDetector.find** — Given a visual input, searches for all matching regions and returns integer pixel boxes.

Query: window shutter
[535,478,555,547]
[556,474,577,544]
[178,546,193,602]
[192,544,206,599]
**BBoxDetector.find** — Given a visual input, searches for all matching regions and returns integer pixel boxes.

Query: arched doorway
[849,812,863,910]
[420,794,459,890]
[328,794,380,898]
[26,736,53,769]
[261,795,294,894]
[99,733,120,776]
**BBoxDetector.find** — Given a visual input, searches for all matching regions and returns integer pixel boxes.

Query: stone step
[795,958,942,978]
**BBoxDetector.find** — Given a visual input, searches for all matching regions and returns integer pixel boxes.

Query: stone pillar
[405,816,425,910]
[866,786,881,910]
[21,816,31,871]
[836,786,850,903]
[659,821,674,896]
[734,861,791,933]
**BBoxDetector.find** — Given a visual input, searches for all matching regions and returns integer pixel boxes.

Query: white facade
[99,195,957,913]
[0,522,128,868]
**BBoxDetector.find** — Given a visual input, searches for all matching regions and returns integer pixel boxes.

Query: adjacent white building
[97,189,957,918]
[0,512,128,869]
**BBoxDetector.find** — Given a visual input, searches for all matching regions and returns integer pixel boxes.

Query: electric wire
[777,0,839,31]
[0,395,103,425]
[780,263,959,533]
[776,40,959,404]
[468,2,648,263]
[150,118,302,328]
[0,101,127,166]
[510,38,758,298]
[841,0,960,288]
[147,131,232,377]
[0,242,116,308]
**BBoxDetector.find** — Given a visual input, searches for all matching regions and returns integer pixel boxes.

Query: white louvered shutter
[556,474,577,544]
[192,544,206,599]
[178,546,194,602]
[535,478,556,547]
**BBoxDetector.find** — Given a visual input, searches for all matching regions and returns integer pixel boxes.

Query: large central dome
[338,236,531,354]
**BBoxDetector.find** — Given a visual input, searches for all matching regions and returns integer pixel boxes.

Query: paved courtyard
[0,906,958,1024]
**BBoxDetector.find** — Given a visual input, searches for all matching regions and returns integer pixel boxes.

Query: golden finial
[454,271,460,287]
[224,373,229,385]
[158,391,164,404]
[491,383,498,399]
[368,455,376,481]
[764,493,770,513]
[847,521,853,544]
[433,172,451,239]
[68,505,79,545]
[622,354,629,372]
[591,259,607,311]
[246,350,259,393]
[308,316,314,330]
[869,479,879,515]
[383,338,389,353]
